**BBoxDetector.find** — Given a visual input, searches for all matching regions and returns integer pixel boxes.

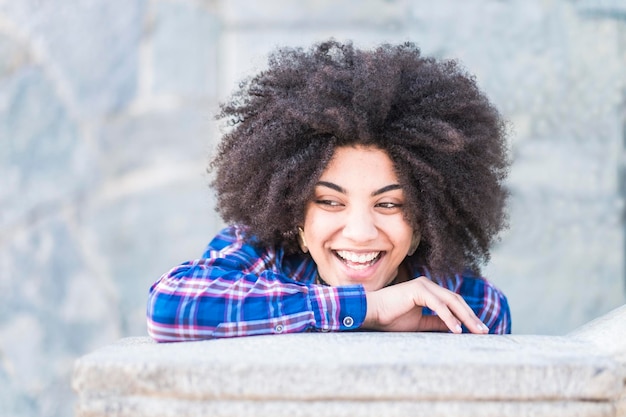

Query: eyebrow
[315,181,402,197]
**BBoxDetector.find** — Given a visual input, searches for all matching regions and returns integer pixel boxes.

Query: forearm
[146,261,367,341]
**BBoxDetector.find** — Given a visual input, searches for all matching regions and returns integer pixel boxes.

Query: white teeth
[336,251,380,264]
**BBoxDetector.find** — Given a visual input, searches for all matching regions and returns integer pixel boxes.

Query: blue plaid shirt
[147,225,511,342]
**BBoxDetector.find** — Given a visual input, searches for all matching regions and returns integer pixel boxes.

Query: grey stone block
[0,358,37,417]
[0,0,144,117]
[98,107,215,178]
[219,0,408,27]
[80,179,220,336]
[576,0,626,18]
[72,306,626,416]
[0,62,93,231]
[486,148,624,334]
[150,0,219,98]
[569,304,626,363]
[74,398,616,417]
[73,334,623,402]
[0,214,120,417]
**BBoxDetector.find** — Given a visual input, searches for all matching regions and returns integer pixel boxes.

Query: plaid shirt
[147,225,511,342]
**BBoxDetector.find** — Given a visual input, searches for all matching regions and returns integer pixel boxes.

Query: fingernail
[455,324,462,333]
[479,322,489,332]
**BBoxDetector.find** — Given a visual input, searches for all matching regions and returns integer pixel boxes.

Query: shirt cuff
[308,284,366,331]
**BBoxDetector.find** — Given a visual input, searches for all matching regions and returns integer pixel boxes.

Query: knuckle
[429,299,447,313]
[415,276,430,286]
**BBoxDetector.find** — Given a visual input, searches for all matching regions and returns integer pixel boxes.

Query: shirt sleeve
[146,227,367,342]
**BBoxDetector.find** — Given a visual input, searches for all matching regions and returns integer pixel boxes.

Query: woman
[147,40,511,342]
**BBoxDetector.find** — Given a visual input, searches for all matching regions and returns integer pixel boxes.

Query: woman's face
[302,145,415,291]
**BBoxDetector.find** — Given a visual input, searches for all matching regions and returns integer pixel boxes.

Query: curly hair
[211,40,509,276]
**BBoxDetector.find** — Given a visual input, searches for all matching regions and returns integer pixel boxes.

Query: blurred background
[1,0,625,416]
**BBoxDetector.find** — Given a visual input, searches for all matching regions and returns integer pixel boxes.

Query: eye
[376,202,404,210]
[315,199,343,207]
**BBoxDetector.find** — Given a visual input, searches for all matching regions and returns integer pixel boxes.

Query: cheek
[302,205,318,235]
[304,204,340,230]
[389,219,414,250]
[302,207,329,247]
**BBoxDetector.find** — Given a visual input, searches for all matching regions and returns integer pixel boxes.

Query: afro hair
[211,40,509,276]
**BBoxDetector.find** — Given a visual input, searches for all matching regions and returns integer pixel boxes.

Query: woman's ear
[297,227,309,253]
[408,229,421,256]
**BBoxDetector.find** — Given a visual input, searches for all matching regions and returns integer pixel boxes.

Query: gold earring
[297,227,309,253]
[408,230,421,256]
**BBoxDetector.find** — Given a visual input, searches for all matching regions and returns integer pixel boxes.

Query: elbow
[146,306,194,343]
[146,288,184,342]
[146,316,171,343]
[146,315,182,343]
[146,295,174,342]
[146,289,218,342]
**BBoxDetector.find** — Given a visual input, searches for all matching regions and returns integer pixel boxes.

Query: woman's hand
[362,276,490,334]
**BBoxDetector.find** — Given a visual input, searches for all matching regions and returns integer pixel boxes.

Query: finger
[418,315,450,333]
[418,279,489,334]
[418,289,463,333]
[442,292,489,334]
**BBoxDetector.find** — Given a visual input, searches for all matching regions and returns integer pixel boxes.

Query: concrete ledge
[73,305,626,417]
[75,398,616,417]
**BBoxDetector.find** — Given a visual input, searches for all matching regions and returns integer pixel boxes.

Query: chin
[347,278,387,292]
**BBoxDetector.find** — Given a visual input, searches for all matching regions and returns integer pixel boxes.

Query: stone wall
[0,1,625,417]
[72,306,626,417]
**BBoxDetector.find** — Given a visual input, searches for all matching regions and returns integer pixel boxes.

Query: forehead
[320,145,399,183]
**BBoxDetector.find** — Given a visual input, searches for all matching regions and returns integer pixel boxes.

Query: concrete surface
[72,305,626,417]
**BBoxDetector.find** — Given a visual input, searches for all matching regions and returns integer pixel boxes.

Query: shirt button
[275,324,284,333]
[342,316,354,328]
[321,327,330,333]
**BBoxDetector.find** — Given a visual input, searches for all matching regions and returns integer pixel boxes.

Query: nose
[342,207,378,243]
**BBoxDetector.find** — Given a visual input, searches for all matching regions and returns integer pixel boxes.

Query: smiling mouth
[334,250,382,270]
